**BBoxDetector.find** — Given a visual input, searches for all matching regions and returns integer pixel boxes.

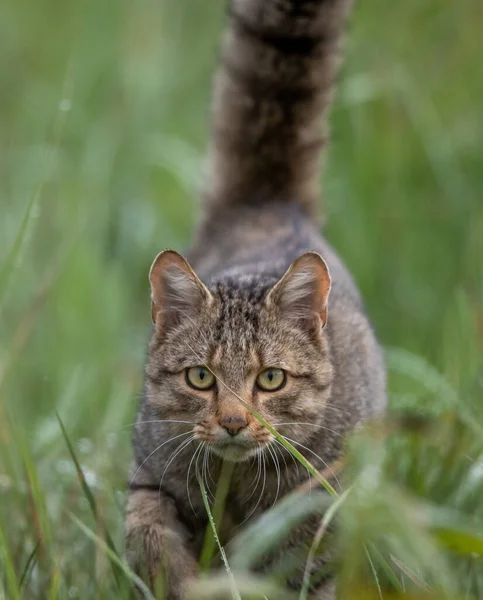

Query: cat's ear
[266,252,331,330]
[149,250,213,328]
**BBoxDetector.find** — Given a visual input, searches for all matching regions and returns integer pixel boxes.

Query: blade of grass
[365,545,384,600]
[187,573,294,600]
[68,512,155,600]
[231,487,333,571]
[198,474,241,600]
[0,60,74,314]
[366,543,405,593]
[47,555,61,600]
[19,540,40,588]
[56,412,122,588]
[19,434,52,556]
[0,229,85,394]
[199,458,234,571]
[299,486,352,600]
[390,555,432,591]
[0,523,22,600]
[0,193,38,309]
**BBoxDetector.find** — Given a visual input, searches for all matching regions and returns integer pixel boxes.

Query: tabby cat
[125,0,386,598]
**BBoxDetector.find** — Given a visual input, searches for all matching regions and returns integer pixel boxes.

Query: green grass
[1,0,482,598]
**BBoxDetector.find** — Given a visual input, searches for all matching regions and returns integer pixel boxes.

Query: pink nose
[220,416,247,436]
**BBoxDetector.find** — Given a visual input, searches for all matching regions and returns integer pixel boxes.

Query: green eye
[256,368,286,392]
[186,366,216,390]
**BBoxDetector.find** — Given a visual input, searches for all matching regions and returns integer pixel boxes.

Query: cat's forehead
[208,278,308,367]
[204,286,266,385]
[210,279,269,344]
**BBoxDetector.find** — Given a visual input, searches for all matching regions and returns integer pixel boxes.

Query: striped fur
[126,1,386,598]
[204,0,352,216]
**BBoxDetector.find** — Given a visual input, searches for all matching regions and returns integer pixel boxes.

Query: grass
[1,0,482,598]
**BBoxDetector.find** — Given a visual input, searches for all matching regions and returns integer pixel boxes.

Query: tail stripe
[228,7,327,56]
[202,0,352,218]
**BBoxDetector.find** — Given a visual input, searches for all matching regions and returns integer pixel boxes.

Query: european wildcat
[126,0,386,598]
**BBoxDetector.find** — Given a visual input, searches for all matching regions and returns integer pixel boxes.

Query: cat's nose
[220,416,247,436]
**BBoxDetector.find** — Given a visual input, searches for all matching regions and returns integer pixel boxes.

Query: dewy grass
[56,412,123,588]
[69,513,155,600]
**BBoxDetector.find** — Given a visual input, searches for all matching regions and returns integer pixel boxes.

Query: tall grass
[1,0,482,598]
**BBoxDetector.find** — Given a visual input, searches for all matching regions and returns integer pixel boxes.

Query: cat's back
[189,202,363,313]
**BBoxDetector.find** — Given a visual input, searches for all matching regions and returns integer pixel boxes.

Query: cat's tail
[202,0,352,219]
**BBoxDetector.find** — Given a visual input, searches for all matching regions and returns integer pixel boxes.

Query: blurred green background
[1,0,482,598]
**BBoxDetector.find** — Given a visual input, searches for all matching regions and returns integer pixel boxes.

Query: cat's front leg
[125,486,198,599]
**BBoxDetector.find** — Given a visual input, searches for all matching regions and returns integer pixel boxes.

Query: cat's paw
[126,523,197,600]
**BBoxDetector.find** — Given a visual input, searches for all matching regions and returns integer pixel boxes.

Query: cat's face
[145,250,332,462]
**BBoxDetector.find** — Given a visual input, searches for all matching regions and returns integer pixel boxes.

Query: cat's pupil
[199,370,205,380]
[267,371,273,381]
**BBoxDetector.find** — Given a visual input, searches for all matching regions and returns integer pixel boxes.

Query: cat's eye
[185,366,216,390]
[256,368,286,392]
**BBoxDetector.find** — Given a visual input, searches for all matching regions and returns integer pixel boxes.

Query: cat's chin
[210,442,261,463]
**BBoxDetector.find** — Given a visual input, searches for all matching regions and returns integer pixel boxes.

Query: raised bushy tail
[202,0,352,218]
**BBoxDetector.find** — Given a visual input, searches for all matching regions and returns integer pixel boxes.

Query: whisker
[205,446,217,489]
[129,431,193,489]
[195,440,204,484]
[273,439,300,480]
[125,419,195,429]
[323,403,352,416]
[158,435,196,494]
[273,441,289,474]
[272,422,345,439]
[240,449,266,526]
[282,436,342,491]
[186,442,204,515]
[245,445,263,503]
[267,444,281,508]
[203,446,215,502]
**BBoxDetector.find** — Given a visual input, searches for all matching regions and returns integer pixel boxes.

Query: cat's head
[144,250,333,462]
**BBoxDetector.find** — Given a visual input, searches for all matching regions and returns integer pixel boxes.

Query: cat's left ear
[149,250,213,328]
[266,252,331,330]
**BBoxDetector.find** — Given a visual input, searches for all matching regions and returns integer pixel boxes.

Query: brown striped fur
[204,0,350,216]
[126,1,386,598]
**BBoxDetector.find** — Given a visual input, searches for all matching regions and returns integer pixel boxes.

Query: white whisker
[186,442,204,515]
[245,446,263,503]
[129,431,193,489]
[267,444,281,508]
[282,436,341,491]
[126,419,195,429]
[203,446,215,502]
[272,422,345,439]
[273,439,300,480]
[240,449,266,526]
[158,435,196,493]
[272,441,289,474]
[205,446,217,489]
[195,440,204,483]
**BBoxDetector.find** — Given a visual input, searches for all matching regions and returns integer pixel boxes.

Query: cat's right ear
[149,250,213,329]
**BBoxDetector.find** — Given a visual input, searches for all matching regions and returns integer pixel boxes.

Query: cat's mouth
[210,438,266,462]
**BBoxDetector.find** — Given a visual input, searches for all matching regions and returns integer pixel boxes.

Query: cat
[125,0,386,598]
